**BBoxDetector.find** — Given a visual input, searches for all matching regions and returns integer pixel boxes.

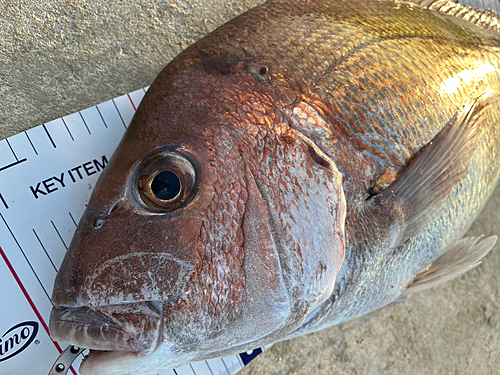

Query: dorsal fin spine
[405,0,500,33]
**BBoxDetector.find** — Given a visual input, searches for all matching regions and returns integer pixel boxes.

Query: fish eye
[134,151,196,212]
[150,170,181,201]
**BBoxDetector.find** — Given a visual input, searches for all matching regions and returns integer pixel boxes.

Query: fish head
[49,53,346,374]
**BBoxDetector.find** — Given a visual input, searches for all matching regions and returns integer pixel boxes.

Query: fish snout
[51,158,201,309]
[52,251,196,307]
[49,302,162,353]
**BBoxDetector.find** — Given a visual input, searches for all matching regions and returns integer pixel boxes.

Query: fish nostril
[93,219,104,230]
[92,199,123,230]
[108,199,123,215]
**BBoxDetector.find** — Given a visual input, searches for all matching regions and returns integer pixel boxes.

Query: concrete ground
[1,0,499,374]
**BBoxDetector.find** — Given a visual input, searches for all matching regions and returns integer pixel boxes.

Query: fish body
[49,0,500,373]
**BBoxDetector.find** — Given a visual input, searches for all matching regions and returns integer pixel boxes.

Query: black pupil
[151,171,181,201]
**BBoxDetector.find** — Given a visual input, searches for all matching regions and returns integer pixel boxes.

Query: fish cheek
[223,165,290,341]
[159,143,249,345]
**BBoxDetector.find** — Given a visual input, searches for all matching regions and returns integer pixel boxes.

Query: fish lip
[79,349,146,375]
[49,301,162,354]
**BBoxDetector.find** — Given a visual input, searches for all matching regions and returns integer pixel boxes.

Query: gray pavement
[1,1,499,374]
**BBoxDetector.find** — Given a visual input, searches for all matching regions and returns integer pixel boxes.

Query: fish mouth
[49,301,162,354]
[79,349,148,375]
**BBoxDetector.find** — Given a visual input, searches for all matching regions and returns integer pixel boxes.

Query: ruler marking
[79,112,92,135]
[24,131,38,155]
[220,358,230,374]
[0,245,78,375]
[0,212,52,303]
[42,124,57,148]
[127,93,137,111]
[0,193,8,209]
[5,138,19,161]
[112,98,128,129]
[0,158,28,172]
[204,361,215,375]
[33,229,58,272]
[0,245,65,354]
[68,211,78,227]
[205,361,216,375]
[61,118,75,141]
[142,87,147,93]
[96,105,108,128]
[173,369,179,375]
[221,357,240,374]
[235,354,244,368]
[51,220,68,250]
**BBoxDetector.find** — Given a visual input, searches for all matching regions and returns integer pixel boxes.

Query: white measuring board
[0,87,268,375]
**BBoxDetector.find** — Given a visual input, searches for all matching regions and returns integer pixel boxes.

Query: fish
[48,0,500,374]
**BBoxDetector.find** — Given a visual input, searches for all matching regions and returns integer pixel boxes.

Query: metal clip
[48,345,85,375]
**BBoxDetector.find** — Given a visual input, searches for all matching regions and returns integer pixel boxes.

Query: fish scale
[292,102,500,335]
[239,121,345,308]
[172,131,248,338]
[307,38,492,183]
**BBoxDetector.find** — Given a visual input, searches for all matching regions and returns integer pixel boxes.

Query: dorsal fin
[402,236,497,296]
[405,0,500,33]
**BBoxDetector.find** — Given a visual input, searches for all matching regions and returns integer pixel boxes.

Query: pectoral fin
[402,236,497,296]
[372,91,498,246]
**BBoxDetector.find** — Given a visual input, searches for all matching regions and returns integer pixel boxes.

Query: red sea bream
[49,0,500,373]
